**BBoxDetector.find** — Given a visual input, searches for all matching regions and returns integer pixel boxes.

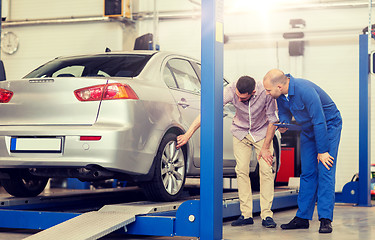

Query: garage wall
[1,0,133,79]
[137,1,373,191]
[0,0,372,191]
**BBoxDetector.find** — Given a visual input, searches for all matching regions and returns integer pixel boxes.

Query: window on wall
[166,59,201,94]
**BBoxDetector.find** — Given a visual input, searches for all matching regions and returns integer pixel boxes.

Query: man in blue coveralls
[263,69,342,234]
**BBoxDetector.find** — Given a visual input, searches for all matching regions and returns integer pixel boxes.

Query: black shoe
[280,216,309,230]
[319,218,332,233]
[231,215,254,226]
[262,217,277,228]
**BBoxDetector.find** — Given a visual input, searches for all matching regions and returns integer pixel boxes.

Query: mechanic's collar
[285,74,295,96]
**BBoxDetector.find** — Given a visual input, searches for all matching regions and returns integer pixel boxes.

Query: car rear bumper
[0,124,159,176]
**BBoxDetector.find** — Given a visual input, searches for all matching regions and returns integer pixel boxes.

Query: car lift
[0,188,298,239]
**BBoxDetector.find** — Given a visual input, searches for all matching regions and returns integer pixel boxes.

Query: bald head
[263,69,288,85]
[263,69,289,99]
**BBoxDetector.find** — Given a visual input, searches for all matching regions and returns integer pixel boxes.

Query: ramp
[23,202,181,240]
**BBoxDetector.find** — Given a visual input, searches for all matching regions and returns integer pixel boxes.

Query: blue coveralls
[277,74,342,221]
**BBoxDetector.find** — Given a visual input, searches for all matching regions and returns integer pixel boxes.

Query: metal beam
[0,190,298,237]
[358,34,372,206]
[1,16,134,28]
[200,0,224,239]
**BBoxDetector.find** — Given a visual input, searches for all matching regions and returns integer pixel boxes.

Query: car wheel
[142,133,187,202]
[250,140,280,192]
[1,169,49,197]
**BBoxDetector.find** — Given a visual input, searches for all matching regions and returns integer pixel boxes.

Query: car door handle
[178,101,190,108]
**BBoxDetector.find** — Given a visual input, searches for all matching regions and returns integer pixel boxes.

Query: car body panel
[0,78,106,125]
[0,51,280,184]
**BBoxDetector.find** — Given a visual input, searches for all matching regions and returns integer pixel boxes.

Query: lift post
[335,34,372,206]
[200,0,224,239]
[358,34,372,206]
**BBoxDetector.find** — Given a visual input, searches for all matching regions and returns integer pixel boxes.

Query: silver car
[0,51,281,201]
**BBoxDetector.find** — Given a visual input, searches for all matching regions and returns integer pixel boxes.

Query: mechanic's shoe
[231,215,254,226]
[280,216,309,230]
[319,218,332,233]
[262,217,277,228]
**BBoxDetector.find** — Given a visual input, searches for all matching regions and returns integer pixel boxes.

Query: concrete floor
[0,202,374,240]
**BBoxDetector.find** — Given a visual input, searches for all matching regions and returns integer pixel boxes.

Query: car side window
[163,65,178,88]
[195,63,229,87]
[167,59,201,94]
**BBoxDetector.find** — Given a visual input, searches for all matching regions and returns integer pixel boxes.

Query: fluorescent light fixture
[226,0,312,13]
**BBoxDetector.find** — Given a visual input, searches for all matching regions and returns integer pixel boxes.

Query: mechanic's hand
[258,148,273,166]
[317,152,334,170]
[176,134,189,149]
[277,127,288,133]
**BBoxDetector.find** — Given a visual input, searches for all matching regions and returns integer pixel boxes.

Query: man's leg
[252,138,274,220]
[317,123,342,221]
[233,135,254,219]
[296,135,319,220]
[281,135,318,230]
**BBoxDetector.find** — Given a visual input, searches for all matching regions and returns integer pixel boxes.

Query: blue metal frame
[358,34,372,206]
[0,192,299,237]
[335,34,372,206]
[222,191,298,218]
[200,0,224,239]
[67,178,91,189]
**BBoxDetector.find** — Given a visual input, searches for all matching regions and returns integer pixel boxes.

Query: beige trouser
[233,134,274,220]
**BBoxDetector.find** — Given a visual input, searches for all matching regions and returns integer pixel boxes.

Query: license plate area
[10,137,63,153]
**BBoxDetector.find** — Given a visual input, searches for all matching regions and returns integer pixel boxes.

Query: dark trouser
[296,119,342,221]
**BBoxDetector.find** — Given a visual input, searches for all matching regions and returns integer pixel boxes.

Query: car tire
[1,169,49,197]
[142,133,187,202]
[250,139,280,192]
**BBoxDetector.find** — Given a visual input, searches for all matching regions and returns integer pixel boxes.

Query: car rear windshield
[24,54,152,78]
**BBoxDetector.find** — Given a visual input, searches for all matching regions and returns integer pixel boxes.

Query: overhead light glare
[226,0,308,13]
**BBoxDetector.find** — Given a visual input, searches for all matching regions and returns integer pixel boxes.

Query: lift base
[0,188,298,239]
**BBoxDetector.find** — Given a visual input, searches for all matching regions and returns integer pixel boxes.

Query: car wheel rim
[160,140,185,195]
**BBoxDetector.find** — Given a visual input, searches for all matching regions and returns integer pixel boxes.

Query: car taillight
[74,83,138,101]
[0,88,13,103]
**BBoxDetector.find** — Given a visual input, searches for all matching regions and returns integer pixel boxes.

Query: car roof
[54,51,199,62]
[54,51,156,59]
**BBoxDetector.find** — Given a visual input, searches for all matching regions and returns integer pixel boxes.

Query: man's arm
[177,83,233,149]
[258,97,278,166]
[302,89,334,170]
[176,114,201,149]
[277,97,293,124]
[258,123,277,166]
[275,97,292,134]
